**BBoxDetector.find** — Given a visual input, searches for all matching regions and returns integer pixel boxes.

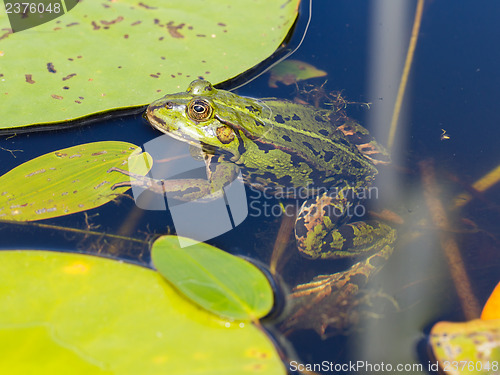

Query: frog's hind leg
[295,188,396,259]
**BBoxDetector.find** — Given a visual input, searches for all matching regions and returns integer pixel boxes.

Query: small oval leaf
[0,141,152,221]
[151,236,274,321]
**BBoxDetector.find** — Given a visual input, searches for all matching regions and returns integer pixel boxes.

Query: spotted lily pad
[0,0,300,130]
[0,141,152,221]
[152,236,274,321]
[430,319,500,375]
[0,250,286,374]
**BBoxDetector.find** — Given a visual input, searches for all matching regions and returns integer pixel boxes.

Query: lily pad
[152,236,274,321]
[0,0,300,130]
[0,141,152,221]
[0,250,286,375]
[430,319,500,375]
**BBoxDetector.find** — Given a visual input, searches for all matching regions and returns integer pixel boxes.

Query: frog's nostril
[166,101,174,109]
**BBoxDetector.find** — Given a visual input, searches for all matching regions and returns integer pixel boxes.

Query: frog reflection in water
[111,80,396,331]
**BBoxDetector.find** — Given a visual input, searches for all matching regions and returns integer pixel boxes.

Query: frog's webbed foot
[108,166,232,201]
[108,167,165,194]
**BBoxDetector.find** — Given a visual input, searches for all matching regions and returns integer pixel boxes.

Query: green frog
[111,79,395,260]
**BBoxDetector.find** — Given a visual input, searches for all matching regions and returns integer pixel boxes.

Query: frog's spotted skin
[140,80,395,259]
[337,120,391,165]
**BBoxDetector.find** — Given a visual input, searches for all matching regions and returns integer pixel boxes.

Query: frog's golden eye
[187,99,213,122]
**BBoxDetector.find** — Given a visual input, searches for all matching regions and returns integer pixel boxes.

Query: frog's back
[256,99,378,183]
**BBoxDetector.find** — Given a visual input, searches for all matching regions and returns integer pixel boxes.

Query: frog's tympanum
[113,79,396,262]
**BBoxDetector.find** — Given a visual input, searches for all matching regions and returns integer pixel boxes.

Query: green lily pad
[0,0,300,130]
[0,141,152,221]
[0,250,286,375]
[152,236,274,321]
[430,319,500,374]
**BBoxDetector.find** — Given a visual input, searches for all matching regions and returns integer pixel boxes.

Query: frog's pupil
[194,105,205,113]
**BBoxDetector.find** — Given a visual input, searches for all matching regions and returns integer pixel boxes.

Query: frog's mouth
[146,107,206,148]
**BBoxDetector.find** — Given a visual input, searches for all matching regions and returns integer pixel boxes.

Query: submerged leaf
[0,0,300,129]
[0,141,152,221]
[268,59,327,88]
[430,319,500,374]
[0,250,286,374]
[152,236,274,321]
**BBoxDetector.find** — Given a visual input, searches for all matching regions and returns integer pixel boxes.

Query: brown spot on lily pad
[47,63,56,73]
[51,94,63,100]
[166,22,185,38]
[138,2,157,9]
[26,169,46,177]
[0,29,13,41]
[94,181,109,189]
[101,16,124,26]
[25,74,35,84]
[62,73,76,81]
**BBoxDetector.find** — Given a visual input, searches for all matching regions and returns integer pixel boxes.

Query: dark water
[1,1,500,374]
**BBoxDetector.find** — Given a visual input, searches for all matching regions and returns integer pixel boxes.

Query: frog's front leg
[295,186,396,259]
[108,161,239,201]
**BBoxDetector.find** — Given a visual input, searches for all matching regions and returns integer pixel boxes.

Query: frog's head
[146,80,272,158]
